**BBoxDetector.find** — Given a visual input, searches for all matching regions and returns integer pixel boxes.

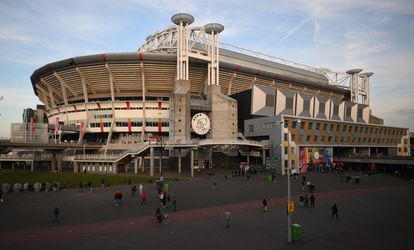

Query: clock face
[314,151,320,159]
[191,113,211,135]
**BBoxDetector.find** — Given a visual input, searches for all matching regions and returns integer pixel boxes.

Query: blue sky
[0,0,413,137]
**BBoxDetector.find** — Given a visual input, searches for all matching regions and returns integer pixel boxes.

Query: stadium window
[404,148,408,153]
[316,123,320,130]
[357,108,363,118]
[306,135,310,141]
[286,97,294,110]
[346,106,352,117]
[328,136,332,142]
[303,99,310,112]
[265,94,275,107]
[300,122,305,129]
[284,133,288,141]
[319,102,325,113]
[343,125,347,132]
[323,123,327,131]
[308,122,313,130]
[292,120,297,128]
[333,104,339,115]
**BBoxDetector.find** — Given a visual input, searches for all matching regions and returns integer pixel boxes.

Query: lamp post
[278,118,300,243]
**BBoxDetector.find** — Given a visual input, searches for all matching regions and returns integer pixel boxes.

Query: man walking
[225,209,231,228]
[331,203,339,219]
[53,207,60,223]
[310,194,315,208]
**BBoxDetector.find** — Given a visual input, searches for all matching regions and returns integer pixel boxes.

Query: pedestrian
[212,178,218,190]
[304,194,309,208]
[262,198,268,212]
[114,191,123,206]
[331,203,339,219]
[53,207,60,223]
[159,174,164,191]
[101,178,105,187]
[172,196,177,212]
[131,184,137,197]
[299,194,305,207]
[138,183,143,196]
[141,191,147,205]
[87,181,92,193]
[225,175,228,182]
[225,209,231,228]
[160,191,164,207]
[0,191,4,204]
[310,194,315,208]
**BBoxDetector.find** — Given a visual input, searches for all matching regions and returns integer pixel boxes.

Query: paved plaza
[1,170,413,250]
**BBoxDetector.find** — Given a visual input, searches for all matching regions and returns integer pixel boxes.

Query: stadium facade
[20,13,410,175]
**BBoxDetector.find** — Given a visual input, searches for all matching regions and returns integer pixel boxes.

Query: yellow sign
[287,201,294,213]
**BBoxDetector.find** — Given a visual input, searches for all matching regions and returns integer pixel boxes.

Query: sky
[0,0,413,137]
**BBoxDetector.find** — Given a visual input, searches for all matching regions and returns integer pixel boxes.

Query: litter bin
[267,175,272,182]
[291,223,301,241]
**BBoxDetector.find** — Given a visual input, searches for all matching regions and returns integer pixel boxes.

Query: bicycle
[152,214,169,226]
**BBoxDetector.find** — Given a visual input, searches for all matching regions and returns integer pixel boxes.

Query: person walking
[172,196,177,212]
[141,191,147,205]
[53,207,60,223]
[0,191,4,204]
[225,209,231,228]
[262,198,268,212]
[87,181,92,193]
[131,184,137,197]
[331,203,339,219]
[304,194,309,208]
[310,194,315,208]
[138,183,143,196]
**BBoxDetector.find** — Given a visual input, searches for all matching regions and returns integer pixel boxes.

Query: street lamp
[279,118,300,243]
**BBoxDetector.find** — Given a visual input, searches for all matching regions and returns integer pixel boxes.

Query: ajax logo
[191,113,211,135]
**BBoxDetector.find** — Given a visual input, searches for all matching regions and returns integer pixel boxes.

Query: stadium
[12,13,410,175]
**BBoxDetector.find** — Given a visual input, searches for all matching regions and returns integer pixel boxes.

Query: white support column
[262,149,266,166]
[134,158,138,175]
[178,149,182,174]
[31,160,34,172]
[51,154,56,172]
[141,61,146,142]
[73,162,78,173]
[150,146,154,176]
[190,149,194,178]
[11,162,15,171]
[140,156,144,173]
[113,163,117,174]
[0,162,2,170]
[57,156,62,173]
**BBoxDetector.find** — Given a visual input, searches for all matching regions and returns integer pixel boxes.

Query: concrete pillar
[51,154,56,172]
[150,146,154,176]
[113,163,117,174]
[247,154,250,164]
[178,149,182,174]
[12,162,15,170]
[140,157,144,172]
[57,156,62,173]
[73,162,78,173]
[134,158,138,175]
[262,149,266,166]
[31,160,34,172]
[0,162,2,170]
[190,149,194,178]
